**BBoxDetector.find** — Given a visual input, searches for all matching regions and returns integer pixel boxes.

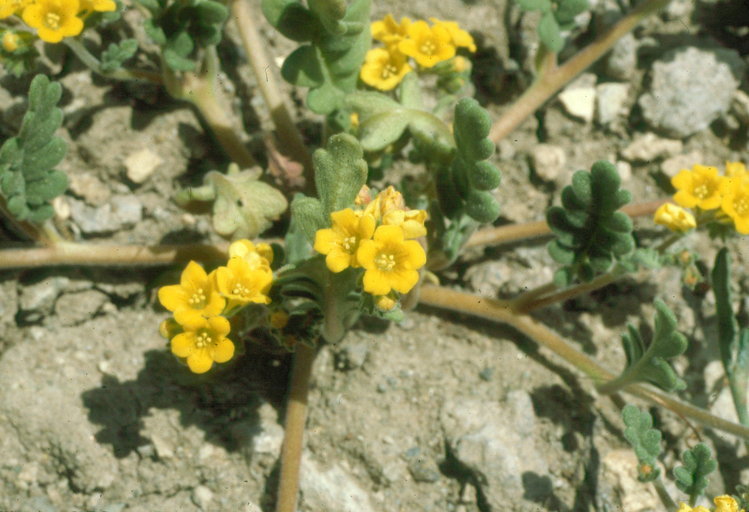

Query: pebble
[732,90,749,126]
[620,133,682,163]
[558,73,597,123]
[661,151,704,178]
[19,277,69,320]
[403,448,441,483]
[54,289,110,326]
[603,33,637,80]
[300,454,376,512]
[531,143,567,184]
[337,341,369,370]
[191,485,213,511]
[599,450,662,512]
[124,148,163,184]
[68,172,111,206]
[616,161,632,182]
[70,195,143,235]
[596,82,629,126]
[639,47,745,138]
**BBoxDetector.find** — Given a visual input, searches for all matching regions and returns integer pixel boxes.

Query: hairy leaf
[100,39,138,72]
[674,443,717,502]
[621,405,662,482]
[313,133,367,217]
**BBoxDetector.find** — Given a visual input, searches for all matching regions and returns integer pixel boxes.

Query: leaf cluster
[100,39,138,72]
[138,0,228,71]
[514,0,588,52]
[547,160,634,287]
[263,0,371,119]
[617,299,688,392]
[437,97,500,224]
[0,75,68,223]
[674,443,717,503]
[621,405,662,482]
[174,164,288,239]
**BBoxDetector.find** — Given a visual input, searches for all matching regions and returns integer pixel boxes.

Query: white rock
[531,144,567,183]
[661,151,704,178]
[300,454,375,512]
[124,148,163,184]
[616,161,632,182]
[559,86,596,123]
[596,82,629,125]
[191,485,213,510]
[732,90,749,125]
[68,172,111,206]
[601,450,661,512]
[621,133,683,163]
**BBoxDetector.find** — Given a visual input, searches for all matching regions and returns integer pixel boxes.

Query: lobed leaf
[100,39,138,72]
[313,134,367,217]
[621,405,662,482]
[674,443,717,502]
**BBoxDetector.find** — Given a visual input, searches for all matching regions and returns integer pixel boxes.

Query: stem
[276,343,316,512]
[653,478,677,510]
[232,0,314,186]
[0,241,230,268]
[489,0,672,143]
[418,284,749,441]
[464,199,667,249]
[64,39,162,84]
[516,270,624,314]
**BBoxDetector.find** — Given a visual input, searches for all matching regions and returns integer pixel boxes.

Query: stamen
[375,253,396,271]
[44,12,61,30]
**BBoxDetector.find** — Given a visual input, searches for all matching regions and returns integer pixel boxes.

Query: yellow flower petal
[187,350,213,374]
[158,284,187,312]
[210,338,235,363]
[171,332,195,358]
[363,267,391,295]
[326,250,352,273]
[390,269,419,293]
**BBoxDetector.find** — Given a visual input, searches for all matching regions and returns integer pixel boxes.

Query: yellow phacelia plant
[360,14,475,91]
[1,0,115,44]
[653,203,696,233]
[158,240,275,373]
[677,496,745,512]
[313,208,376,272]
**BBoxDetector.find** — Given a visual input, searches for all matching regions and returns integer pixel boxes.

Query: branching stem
[64,38,162,84]
[489,0,672,143]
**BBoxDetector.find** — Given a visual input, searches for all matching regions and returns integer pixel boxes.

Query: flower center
[380,64,398,79]
[44,11,62,30]
[375,252,396,271]
[735,196,749,216]
[232,282,251,297]
[188,288,207,308]
[195,329,214,349]
[341,236,357,252]
[692,181,713,200]
[420,39,436,56]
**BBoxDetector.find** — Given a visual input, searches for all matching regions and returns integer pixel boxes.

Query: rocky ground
[1,0,749,511]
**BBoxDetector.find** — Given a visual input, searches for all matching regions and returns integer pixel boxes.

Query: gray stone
[604,33,637,80]
[337,341,369,370]
[441,392,548,509]
[68,172,111,206]
[0,278,18,337]
[599,450,661,512]
[596,82,629,126]
[300,453,375,512]
[19,496,57,512]
[620,133,682,163]
[19,277,69,320]
[54,289,110,326]
[403,448,441,483]
[639,47,745,138]
[531,144,567,184]
[70,194,143,235]
[732,90,749,126]
[661,151,704,178]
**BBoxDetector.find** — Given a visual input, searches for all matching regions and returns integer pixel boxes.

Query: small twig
[64,38,163,84]
[232,0,314,187]
[514,270,625,314]
[418,284,749,441]
[464,199,667,249]
[653,478,678,510]
[489,0,672,143]
[276,343,317,512]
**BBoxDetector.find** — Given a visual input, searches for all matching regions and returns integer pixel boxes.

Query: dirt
[1,0,749,511]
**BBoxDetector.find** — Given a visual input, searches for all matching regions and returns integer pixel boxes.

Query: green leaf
[345,91,402,119]
[546,160,634,284]
[712,248,739,371]
[674,443,717,503]
[290,194,326,244]
[538,10,563,53]
[281,45,324,87]
[144,19,167,45]
[515,0,552,10]
[262,0,320,41]
[556,0,588,23]
[614,299,688,392]
[621,405,662,482]
[313,133,367,217]
[100,39,138,72]
[358,110,410,152]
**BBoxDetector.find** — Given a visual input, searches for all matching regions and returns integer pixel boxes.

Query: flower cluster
[1,0,115,44]
[654,162,749,235]
[314,186,427,310]
[158,240,274,373]
[360,14,475,91]
[677,495,745,512]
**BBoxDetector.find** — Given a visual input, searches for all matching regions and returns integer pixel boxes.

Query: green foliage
[346,74,453,157]
[547,161,634,287]
[514,0,588,52]
[264,0,371,117]
[711,248,749,425]
[0,75,68,223]
[0,31,38,77]
[100,39,138,72]
[615,299,688,392]
[674,443,717,504]
[440,97,501,223]
[621,405,662,482]
[290,133,367,243]
[138,0,228,71]
[174,164,287,239]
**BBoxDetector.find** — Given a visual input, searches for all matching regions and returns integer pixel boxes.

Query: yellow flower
[170,314,234,374]
[0,0,29,19]
[371,14,410,45]
[364,185,405,220]
[374,293,397,311]
[383,208,427,239]
[429,18,476,52]
[714,495,745,512]
[677,504,710,512]
[158,261,226,322]
[721,173,749,234]
[357,224,426,295]
[2,31,19,51]
[22,0,83,43]
[398,20,456,68]
[671,165,724,210]
[360,47,413,91]
[653,203,696,233]
[355,184,371,206]
[726,161,749,185]
[453,55,471,73]
[314,208,376,272]
[79,0,115,13]
[228,239,273,269]
[215,257,273,308]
